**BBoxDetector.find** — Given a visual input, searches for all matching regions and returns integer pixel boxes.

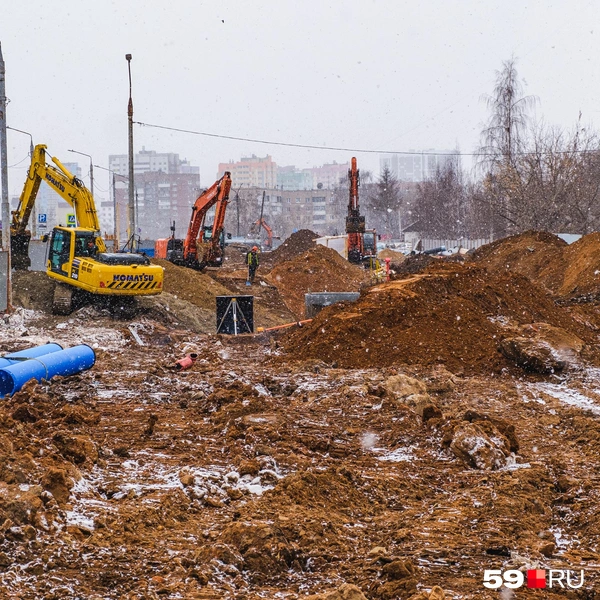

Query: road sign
[38,213,47,223]
[67,214,76,227]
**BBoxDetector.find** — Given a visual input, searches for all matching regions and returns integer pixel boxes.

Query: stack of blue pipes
[0,343,96,398]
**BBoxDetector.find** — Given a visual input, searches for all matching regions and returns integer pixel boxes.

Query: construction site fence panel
[29,241,47,272]
[415,238,492,252]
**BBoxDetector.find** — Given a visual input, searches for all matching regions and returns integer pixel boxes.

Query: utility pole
[0,42,12,311]
[134,186,139,249]
[126,53,135,243]
[112,174,119,250]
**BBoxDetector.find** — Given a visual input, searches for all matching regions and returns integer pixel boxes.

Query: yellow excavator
[11,144,164,315]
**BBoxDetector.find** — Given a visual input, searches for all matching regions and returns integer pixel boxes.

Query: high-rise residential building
[380,150,460,182]
[109,147,199,177]
[277,166,313,190]
[217,155,278,188]
[306,161,350,190]
[108,148,200,242]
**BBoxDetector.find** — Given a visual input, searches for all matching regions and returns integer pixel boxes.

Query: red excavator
[156,172,232,270]
[346,157,366,264]
[249,191,277,250]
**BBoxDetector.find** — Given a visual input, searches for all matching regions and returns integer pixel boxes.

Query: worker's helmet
[252,246,258,251]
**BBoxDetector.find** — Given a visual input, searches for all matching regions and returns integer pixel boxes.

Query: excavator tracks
[52,283,73,315]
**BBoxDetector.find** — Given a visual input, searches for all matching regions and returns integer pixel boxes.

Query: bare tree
[413,161,466,238]
[478,58,538,236]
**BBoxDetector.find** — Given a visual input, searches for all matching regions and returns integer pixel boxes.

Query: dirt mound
[151,258,232,309]
[11,271,56,312]
[392,253,436,275]
[471,230,600,303]
[265,244,370,318]
[377,248,406,263]
[469,230,567,287]
[543,232,600,299]
[268,229,318,264]
[283,261,597,374]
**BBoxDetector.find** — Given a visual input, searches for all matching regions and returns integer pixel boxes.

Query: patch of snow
[531,382,600,415]
[65,509,95,531]
[373,446,414,462]
[500,454,531,471]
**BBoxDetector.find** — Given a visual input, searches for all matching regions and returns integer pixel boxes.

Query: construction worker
[86,237,98,258]
[246,246,260,283]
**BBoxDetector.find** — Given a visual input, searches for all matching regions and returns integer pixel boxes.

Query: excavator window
[48,229,71,275]
[75,234,97,258]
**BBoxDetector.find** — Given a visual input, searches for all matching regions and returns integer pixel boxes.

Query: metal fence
[415,238,491,252]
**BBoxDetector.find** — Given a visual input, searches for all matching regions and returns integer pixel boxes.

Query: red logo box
[527,569,546,588]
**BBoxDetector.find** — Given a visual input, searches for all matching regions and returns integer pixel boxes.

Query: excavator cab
[201,225,226,252]
[48,227,72,276]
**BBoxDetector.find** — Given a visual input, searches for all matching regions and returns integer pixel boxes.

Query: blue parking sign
[38,214,47,223]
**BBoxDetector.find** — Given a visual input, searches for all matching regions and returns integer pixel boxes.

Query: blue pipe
[0,343,63,369]
[0,344,96,398]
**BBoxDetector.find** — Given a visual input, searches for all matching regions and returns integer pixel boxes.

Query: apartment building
[217,155,278,189]
[108,148,200,242]
[380,150,461,182]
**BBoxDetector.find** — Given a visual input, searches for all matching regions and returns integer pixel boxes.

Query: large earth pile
[541,232,600,300]
[470,230,600,302]
[262,229,318,267]
[265,244,370,318]
[284,260,597,374]
[470,230,567,283]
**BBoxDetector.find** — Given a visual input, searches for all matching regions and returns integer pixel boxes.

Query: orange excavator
[346,157,366,264]
[249,191,277,250]
[159,172,232,270]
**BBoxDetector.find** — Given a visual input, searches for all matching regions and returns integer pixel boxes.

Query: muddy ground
[2,231,600,599]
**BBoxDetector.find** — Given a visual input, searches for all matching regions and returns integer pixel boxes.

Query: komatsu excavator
[11,144,164,315]
[165,171,232,270]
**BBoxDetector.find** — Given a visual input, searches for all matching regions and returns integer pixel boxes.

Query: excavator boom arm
[12,145,101,236]
[183,172,231,260]
[348,156,360,216]
[208,176,232,254]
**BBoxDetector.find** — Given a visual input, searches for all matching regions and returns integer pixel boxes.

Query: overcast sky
[1,0,599,207]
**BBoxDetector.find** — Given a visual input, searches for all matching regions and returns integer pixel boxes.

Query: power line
[135,120,600,157]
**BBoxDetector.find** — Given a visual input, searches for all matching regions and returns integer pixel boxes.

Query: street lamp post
[68,149,94,198]
[94,164,128,250]
[126,53,135,244]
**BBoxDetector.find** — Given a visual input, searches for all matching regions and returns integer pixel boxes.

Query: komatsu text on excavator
[11,144,164,315]
[160,171,232,270]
